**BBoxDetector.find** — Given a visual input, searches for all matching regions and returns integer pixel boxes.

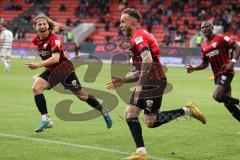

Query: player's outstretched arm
[186,62,208,73]
[25,53,60,70]
[106,71,140,89]
[38,53,60,67]
[232,43,240,60]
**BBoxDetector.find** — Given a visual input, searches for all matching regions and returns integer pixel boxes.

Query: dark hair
[2,23,8,29]
[122,8,142,22]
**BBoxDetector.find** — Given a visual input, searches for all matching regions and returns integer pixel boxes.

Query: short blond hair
[33,15,59,33]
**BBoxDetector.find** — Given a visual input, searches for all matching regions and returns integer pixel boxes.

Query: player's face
[35,18,49,34]
[201,22,213,38]
[120,14,133,36]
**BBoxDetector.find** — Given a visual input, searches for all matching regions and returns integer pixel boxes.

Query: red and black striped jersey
[201,34,234,76]
[32,32,71,71]
[129,28,166,81]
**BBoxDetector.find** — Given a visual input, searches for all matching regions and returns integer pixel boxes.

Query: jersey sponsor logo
[211,42,217,48]
[39,50,51,56]
[134,36,143,45]
[224,36,230,42]
[206,49,219,57]
[55,40,61,47]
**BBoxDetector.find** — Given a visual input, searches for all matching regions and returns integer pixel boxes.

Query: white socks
[183,107,191,116]
[136,147,147,155]
[1,58,10,72]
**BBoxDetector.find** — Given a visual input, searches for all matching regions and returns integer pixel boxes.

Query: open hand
[186,65,194,73]
[25,62,40,70]
[106,76,125,89]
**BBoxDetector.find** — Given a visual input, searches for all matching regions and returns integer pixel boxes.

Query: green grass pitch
[0,58,239,160]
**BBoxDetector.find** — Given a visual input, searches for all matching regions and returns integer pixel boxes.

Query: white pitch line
[0,133,165,160]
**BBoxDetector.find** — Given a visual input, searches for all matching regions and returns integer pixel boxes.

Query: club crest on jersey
[43,43,48,49]
[211,42,217,48]
[39,50,51,56]
[206,49,219,57]
[55,40,61,47]
[134,36,143,45]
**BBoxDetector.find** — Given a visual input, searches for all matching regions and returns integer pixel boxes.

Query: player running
[25,15,112,132]
[187,21,240,121]
[106,8,206,160]
[0,24,13,72]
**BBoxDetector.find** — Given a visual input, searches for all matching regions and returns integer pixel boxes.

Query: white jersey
[0,29,14,49]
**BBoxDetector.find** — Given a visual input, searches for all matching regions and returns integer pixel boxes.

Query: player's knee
[32,86,42,94]
[78,94,88,101]
[124,107,132,119]
[74,90,88,101]
[124,106,138,119]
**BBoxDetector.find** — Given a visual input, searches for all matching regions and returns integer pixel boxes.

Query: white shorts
[0,48,12,57]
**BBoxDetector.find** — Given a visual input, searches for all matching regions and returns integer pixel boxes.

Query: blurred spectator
[23,13,32,23]
[66,29,73,43]
[65,18,72,27]
[3,2,11,10]
[233,19,240,34]
[195,33,203,47]
[74,44,81,56]
[25,0,33,4]
[166,7,173,18]
[104,20,110,31]
[189,22,196,30]
[85,37,93,43]
[141,0,149,5]
[175,31,183,43]
[3,2,22,11]
[74,5,80,16]
[184,20,189,28]
[59,4,66,12]
[18,28,26,39]
[105,36,113,43]
[12,25,18,39]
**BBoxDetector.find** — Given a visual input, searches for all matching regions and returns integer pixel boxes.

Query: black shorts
[39,70,82,92]
[130,79,167,115]
[214,73,233,87]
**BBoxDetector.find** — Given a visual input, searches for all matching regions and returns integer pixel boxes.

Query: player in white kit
[0,24,14,72]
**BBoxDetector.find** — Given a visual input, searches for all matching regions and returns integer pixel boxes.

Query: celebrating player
[0,24,14,72]
[25,15,112,132]
[187,21,240,121]
[106,8,206,160]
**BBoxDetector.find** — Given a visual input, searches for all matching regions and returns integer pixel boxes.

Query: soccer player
[0,24,14,72]
[25,15,112,132]
[106,8,206,160]
[187,21,240,121]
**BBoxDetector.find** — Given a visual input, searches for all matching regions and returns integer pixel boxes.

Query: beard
[125,28,132,37]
